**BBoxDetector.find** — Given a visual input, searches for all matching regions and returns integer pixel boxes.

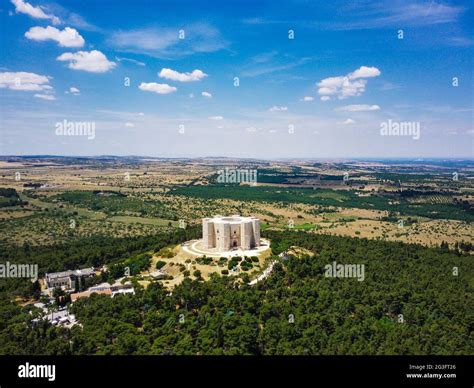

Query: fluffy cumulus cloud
[350,66,381,79]
[269,106,288,112]
[125,122,135,127]
[25,26,85,47]
[201,91,212,98]
[138,82,177,94]
[67,86,80,95]
[158,68,207,82]
[335,104,381,112]
[301,96,314,102]
[317,66,381,101]
[340,118,355,125]
[0,71,52,91]
[208,116,223,120]
[57,50,116,73]
[11,0,60,24]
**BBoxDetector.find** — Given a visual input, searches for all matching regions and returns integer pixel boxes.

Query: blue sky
[0,0,473,158]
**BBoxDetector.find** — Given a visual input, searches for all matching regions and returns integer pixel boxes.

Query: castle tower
[240,220,253,250]
[251,217,260,247]
[202,218,215,248]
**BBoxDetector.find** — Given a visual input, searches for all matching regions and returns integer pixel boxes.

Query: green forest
[0,188,25,208]
[0,229,472,355]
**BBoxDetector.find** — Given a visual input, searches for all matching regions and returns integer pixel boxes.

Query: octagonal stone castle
[202,215,261,252]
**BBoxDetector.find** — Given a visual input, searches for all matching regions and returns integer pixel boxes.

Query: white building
[45,268,95,290]
[202,215,260,252]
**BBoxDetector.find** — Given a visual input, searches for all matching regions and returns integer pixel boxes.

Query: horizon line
[1,154,473,161]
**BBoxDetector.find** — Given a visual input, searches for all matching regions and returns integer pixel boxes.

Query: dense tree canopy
[0,229,471,355]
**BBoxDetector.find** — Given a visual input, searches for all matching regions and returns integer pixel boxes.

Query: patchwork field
[0,157,472,253]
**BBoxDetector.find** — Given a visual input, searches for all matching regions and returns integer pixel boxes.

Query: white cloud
[34,93,55,100]
[269,106,288,112]
[57,50,116,73]
[318,77,366,99]
[201,91,212,98]
[301,96,314,102]
[25,26,85,47]
[208,116,223,120]
[0,71,51,91]
[335,104,380,112]
[138,112,145,116]
[158,68,207,82]
[340,118,355,125]
[11,0,60,24]
[125,122,135,127]
[138,82,177,94]
[66,86,80,95]
[317,66,381,100]
[350,66,381,79]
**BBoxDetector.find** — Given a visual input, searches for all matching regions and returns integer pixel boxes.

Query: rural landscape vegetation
[0,156,472,355]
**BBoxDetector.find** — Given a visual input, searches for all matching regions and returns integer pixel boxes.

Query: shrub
[218,257,228,265]
[156,260,166,270]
